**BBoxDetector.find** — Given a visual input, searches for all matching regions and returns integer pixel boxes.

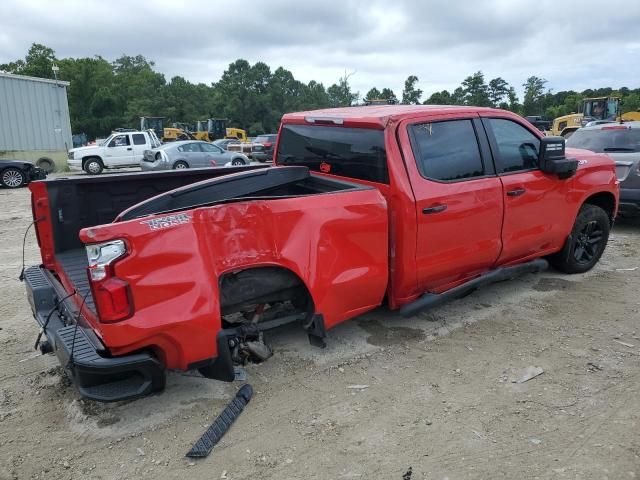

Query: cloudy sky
[1,0,639,99]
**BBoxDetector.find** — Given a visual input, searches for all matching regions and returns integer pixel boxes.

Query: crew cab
[24,106,618,401]
[67,130,161,174]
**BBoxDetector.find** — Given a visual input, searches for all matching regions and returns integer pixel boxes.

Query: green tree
[401,75,422,104]
[424,90,453,105]
[461,71,491,106]
[365,87,382,100]
[522,76,548,115]
[327,72,358,107]
[380,88,397,103]
[0,43,58,79]
[622,93,640,113]
[488,77,509,107]
[506,87,522,114]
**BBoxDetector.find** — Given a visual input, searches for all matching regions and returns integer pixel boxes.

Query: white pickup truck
[67,130,161,174]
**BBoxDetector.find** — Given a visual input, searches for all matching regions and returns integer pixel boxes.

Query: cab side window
[409,119,485,182]
[132,134,146,145]
[487,118,540,173]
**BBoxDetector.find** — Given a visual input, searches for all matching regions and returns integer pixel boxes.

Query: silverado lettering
[24,106,619,401]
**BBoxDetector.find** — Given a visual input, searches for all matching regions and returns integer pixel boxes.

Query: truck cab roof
[282,105,506,128]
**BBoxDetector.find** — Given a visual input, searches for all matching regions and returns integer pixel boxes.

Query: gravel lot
[1,180,639,479]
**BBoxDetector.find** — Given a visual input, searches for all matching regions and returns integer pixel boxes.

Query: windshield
[277,124,388,184]
[567,127,640,152]
[584,99,618,121]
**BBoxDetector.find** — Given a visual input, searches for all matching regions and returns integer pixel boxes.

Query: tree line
[2,44,640,139]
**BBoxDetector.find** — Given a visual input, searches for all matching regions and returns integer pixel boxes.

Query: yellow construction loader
[551,97,640,137]
[140,117,195,142]
[194,119,249,142]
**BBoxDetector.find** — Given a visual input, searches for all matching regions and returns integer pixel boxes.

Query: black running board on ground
[399,258,549,318]
[186,384,253,458]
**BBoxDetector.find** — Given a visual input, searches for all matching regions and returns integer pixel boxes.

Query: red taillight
[210,159,217,166]
[92,277,132,322]
[263,142,273,148]
[602,125,629,130]
[86,240,132,322]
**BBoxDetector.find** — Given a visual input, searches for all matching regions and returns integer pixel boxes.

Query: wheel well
[218,266,313,317]
[584,192,616,223]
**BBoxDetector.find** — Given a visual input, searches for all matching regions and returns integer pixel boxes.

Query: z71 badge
[140,213,191,231]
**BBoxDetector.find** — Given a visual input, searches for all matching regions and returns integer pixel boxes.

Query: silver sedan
[141,141,250,171]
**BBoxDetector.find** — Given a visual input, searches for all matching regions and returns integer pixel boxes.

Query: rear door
[104,134,134,166]
[131,133,148,163]
[481,115,573,263]
[401,115,504,292]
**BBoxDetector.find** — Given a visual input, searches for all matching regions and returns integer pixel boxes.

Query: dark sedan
[252,134,277,162]
[0,160,46,188]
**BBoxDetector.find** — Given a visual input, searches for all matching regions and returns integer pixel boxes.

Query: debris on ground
[234,367,247,381]
[529,438,542,445]
[347,385,369,389]
[615,267,638,271]
[587,362,603,371]
[402,466,413,479]
[613,339,635,348]
[513,366,544,384]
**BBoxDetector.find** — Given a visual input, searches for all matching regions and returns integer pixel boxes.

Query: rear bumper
[619,188,640,217]
[24,265,165,402]
[140,161,166,171]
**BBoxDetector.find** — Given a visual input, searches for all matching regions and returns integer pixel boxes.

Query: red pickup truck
[24,106,618,401]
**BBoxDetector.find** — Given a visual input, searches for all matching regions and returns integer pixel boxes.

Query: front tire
[83,158,103,175]
[549,204,610,274]
[1,168,25,188]
[231,157,246,166]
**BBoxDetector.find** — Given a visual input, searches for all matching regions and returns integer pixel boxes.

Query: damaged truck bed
[26,165,388,400]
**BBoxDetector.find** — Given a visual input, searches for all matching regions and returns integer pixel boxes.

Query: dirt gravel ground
[1,183,639,480]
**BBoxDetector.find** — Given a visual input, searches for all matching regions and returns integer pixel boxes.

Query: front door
[199,142,225,167]
[105,134,134,166]
[481,115,574,264]
[178,142,206,167]
[400,115,504,292]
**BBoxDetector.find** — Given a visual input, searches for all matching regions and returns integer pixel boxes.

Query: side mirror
[538,136,578,179]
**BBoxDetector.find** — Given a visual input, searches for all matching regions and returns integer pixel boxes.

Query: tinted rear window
[277,125,388,184]
[132,133,146,145]
[567,127,640,153]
